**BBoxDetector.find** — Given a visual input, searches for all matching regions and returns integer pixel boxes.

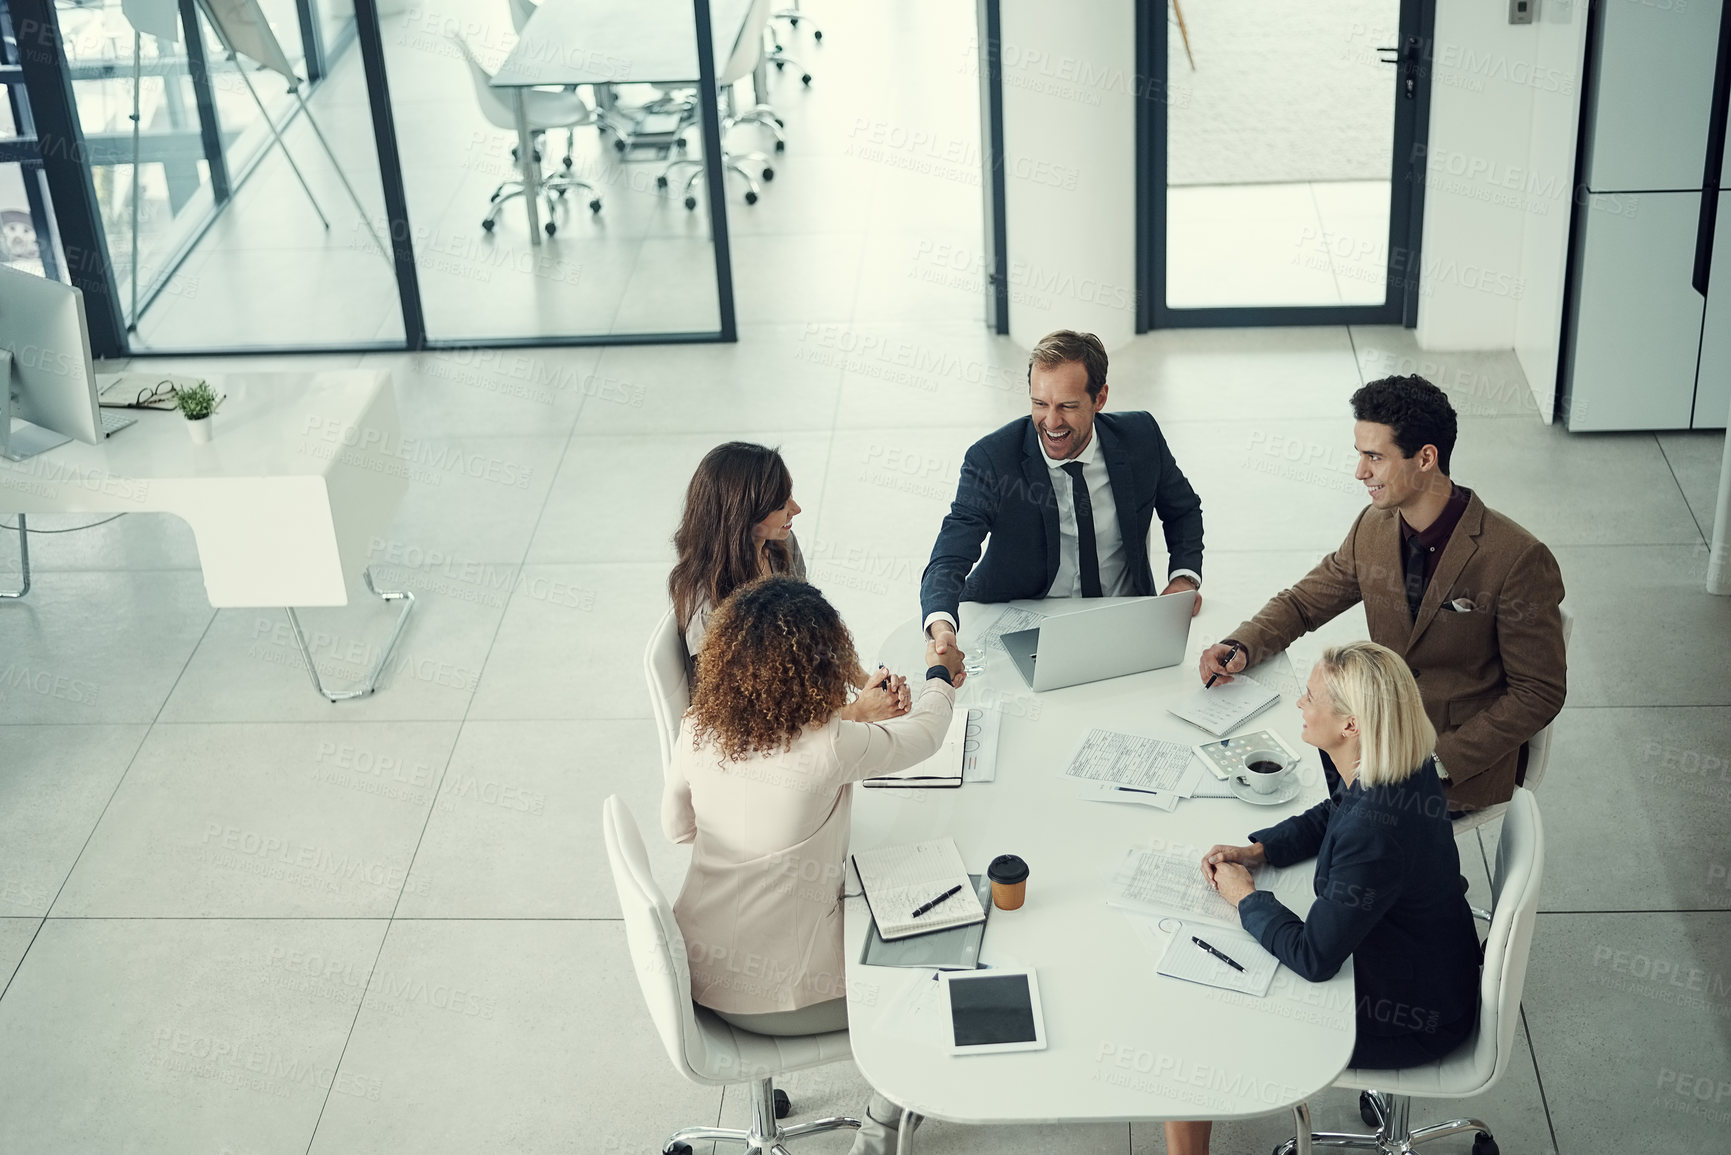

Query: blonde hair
[1312,642,1436,787]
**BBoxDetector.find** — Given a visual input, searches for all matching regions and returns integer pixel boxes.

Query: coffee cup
[987,854,1029,910]
[1240,748,1295,795]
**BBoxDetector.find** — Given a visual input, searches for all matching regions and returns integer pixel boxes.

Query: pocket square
[1444,597,1476,613]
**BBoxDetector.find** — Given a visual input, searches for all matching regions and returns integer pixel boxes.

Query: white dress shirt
[923,427,1200,635]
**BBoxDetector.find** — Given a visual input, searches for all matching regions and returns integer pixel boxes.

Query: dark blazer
[1238,762,1481,1044]
[918,412,1204,625]
[1227,491,1566,812]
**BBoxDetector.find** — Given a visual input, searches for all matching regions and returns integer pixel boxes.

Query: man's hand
[1198,641,1248,686]
[924,636,966,685]
[1200,841,1266,885]
[1161,577,1202,617]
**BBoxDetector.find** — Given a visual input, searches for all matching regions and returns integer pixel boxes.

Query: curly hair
[688,576,861,761]
[1351,375,1458,475]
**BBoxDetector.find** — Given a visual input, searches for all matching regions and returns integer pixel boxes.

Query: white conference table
[491,0,754,242]
[0,371,411,699]
[847,599,1357,1136]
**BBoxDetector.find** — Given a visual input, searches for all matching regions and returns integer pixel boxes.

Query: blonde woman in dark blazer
[1167,642,1481,1155]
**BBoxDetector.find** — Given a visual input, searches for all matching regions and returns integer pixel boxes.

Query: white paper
[1107,845,1241,929]
[1157,922,1278,996]
[1062,729,1198,794]
[875,972,948,1044]
[1084,783,1183,811]
[961,706,1001,783]
[1167,676,1281,737]
[1188,775,1238,798]
[975,606,1045,653]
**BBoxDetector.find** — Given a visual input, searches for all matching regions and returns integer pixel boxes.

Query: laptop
[999,592,1197,691]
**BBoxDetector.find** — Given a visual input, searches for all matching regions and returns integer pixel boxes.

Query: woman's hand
[924,638,967,686]
[840,666,908,723]
[1200,842,1265,886]
[1209,861,1256,907]
[1202,843,1264,907]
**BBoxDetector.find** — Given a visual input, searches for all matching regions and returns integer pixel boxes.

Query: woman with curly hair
[669,440,907,720]
[662,575,965,1155]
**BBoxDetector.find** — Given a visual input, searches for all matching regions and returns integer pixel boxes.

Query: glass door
[1138,0,1432,327]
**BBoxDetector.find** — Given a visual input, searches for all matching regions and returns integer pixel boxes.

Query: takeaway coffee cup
[1241,748,1296,795]
[987,854,1029,911]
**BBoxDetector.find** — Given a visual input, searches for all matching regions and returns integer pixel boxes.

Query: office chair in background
[451,34,604,234]
[1274,788,1546,1155]
[643,607,690,777]
[602,796,863,1155]
[773,0,823,42]
[658,0,786,208]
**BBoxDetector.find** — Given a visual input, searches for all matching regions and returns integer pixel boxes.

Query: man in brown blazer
[1199,376,1566,814]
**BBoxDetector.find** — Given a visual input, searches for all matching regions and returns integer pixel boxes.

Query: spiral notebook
[1156,922,1278,996]
[851,838,986,941]
[1167,676,1281,736]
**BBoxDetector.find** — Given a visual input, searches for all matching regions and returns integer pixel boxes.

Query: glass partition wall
[10,0,734,355]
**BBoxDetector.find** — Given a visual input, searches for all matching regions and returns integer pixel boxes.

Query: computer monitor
[0,264,102,461]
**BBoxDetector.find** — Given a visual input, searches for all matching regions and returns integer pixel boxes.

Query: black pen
[911,884,963,918]
[1204,642,1241,689]
[1192,935,1245,972]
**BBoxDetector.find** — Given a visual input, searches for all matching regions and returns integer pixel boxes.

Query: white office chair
[773,0,823,42]
[657,0,785,209]
[644,606,690,776]
[450,34,603,234]
[1451,605,1572,837]
[602,796,863,1154]
[1275,788,1545,1155]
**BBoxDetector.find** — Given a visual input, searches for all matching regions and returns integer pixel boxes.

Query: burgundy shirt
[1399,484,1472,592]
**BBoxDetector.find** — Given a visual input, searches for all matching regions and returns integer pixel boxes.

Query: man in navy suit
[920,330,1205,647]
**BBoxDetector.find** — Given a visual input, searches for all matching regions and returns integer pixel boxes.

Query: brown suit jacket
[1228,491,1566,812]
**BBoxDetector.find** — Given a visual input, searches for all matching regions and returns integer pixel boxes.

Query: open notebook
[862,709,967,789]
[851,837,987,941]
[1167,676,1281,737]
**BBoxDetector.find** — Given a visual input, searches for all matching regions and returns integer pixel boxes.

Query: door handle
[1377,37,1422,100]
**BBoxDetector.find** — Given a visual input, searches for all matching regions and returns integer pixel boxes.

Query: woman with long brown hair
[670,441,906,720]
[662,575,965,1155]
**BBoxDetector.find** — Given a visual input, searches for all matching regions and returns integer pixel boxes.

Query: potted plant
[176,381,217,443]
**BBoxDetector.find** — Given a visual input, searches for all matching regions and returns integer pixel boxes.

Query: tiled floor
[5,2,1731,1153]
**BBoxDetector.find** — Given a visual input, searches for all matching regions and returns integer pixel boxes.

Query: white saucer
[1228,774,1302,806]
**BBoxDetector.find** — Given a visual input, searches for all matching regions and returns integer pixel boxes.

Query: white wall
[996,0,1138,350]
[1513,0,1592,422]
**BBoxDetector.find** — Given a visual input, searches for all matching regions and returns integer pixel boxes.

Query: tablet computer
[939,969,1047,1055]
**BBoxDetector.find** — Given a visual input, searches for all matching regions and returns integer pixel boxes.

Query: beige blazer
[1228,491,1566,812]
[662,677,956,1014]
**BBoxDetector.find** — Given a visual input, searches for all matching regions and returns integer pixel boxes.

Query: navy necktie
[1060,461,1103,598]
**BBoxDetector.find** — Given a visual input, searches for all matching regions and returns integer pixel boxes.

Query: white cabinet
[1585,0,1723,192]
[1569,192,1705,431]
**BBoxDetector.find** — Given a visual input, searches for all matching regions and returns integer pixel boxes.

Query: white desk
[491,0,754,242]
[846,600,1356,1133]
[0,371,412,699]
